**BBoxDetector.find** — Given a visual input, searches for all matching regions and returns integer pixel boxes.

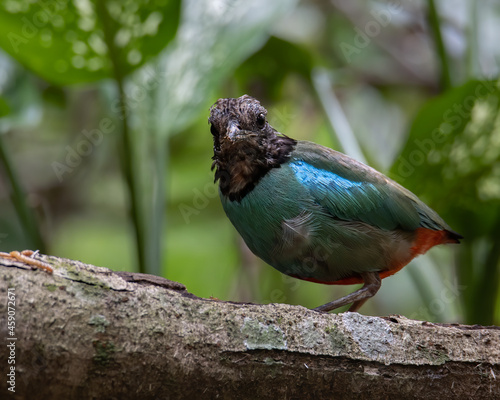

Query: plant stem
[149,129,166,276]
[465,0,479,79]
[0,133,45,251]
[407,261,446,321]
[457,242,474,320]
[97,1,148,273]
[473,222,500,325]
[427,0,452,90]
[312,68,366,163]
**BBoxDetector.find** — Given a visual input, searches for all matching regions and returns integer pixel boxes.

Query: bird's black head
[209,95,296,201]
[209,95,273,151]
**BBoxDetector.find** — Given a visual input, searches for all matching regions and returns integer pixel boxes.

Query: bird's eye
[256,113,266,129]
[210,125,218,136]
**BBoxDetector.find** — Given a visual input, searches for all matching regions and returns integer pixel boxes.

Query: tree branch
[0,254,499,399]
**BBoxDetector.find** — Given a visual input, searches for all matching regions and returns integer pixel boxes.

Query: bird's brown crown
[209,95,296,201]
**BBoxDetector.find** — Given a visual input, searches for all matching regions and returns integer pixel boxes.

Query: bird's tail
[443,229,463,244]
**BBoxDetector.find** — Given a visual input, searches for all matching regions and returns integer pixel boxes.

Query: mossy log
[0,254,499,399]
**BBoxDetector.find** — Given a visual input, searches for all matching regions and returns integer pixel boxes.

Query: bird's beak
[227,120,241,141]
[226,120,255,142]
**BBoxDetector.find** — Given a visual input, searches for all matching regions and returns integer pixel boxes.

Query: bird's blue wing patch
[289,160,419,230]
[290,161,365,191]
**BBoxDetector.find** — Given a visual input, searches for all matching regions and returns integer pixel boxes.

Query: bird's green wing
[288,141,448,232]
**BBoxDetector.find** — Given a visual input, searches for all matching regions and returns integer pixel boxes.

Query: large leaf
[390,80,500,237]
[391,79,500,325]
[234,36,314,101]
[155,0,299,137]
[0,0,180,85]
[122,0,298,276]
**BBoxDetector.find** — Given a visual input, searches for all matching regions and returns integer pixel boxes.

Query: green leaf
[234,36,314,101]
[0,96,10,117]
[0,0,181,85]
[155,0,299,137]
[0,62,43,132]
[390,79,500,237]
[391,79,500,325]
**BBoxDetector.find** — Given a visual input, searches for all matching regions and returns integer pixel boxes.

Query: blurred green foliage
[0,0,499,325]
[0,0,180,84]
[392,79,500,325]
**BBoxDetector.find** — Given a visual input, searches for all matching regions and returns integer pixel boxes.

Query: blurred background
[0,0,499,325]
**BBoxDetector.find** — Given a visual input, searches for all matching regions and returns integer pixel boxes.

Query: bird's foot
[0,250,53,273]
[313,271,381,313]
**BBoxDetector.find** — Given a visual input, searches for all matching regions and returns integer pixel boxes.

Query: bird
[208,95,462,313]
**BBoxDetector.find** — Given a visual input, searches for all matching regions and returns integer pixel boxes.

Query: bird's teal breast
[220,164,309,266]
[219,160,407,283]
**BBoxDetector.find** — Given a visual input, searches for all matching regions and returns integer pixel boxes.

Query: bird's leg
[0,250,53,273]
[313,272,381,313]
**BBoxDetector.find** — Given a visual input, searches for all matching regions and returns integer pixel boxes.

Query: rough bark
[0,254,499,399]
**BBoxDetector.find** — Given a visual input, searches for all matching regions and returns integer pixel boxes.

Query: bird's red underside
[291,228,451,286]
